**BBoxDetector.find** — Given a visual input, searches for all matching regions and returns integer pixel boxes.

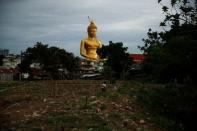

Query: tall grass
[134,83,197,130]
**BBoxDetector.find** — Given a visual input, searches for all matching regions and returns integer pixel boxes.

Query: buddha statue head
[87,20,97,38]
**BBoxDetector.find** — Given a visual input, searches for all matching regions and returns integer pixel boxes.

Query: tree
[19,42,79,79]
[139,1,197,129]
[97,41,133,79]
[139,0,197,83]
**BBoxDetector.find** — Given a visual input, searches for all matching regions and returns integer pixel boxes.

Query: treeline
[139,0,197,84]
[18,42,80,79]
[137,0,197,130]
[97,41,133,79]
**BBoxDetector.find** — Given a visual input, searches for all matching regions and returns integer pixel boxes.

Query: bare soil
[0,80,163,131]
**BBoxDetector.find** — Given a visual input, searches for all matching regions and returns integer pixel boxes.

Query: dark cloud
[0,0,164,56]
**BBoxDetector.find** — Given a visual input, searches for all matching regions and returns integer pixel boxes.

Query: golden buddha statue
[80,20,102,61]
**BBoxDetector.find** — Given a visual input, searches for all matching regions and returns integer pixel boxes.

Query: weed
[47,114,79,128]
[117,84,129,95]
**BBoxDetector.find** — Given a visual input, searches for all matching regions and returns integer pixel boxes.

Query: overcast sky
[0,0,165,56]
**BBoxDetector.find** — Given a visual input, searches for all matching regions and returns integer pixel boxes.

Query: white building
[2,54,21,68]
[30,63,42,69]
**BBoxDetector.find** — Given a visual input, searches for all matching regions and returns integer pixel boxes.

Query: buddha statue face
[88,28,97,38]
[87,21,97,38]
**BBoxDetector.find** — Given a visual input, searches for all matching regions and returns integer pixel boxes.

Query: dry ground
[0,80,163,131]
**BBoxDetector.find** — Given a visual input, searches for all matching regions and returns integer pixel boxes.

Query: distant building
[0,49,9,56]
[0,67,21,81]
[79,59,104,79]
[130,54,145,71]
[130,54,145,64]
[79,59,96,74]
[79,59,104,74]
[31,68,45,80]
[2,54,21,68]
[30,63,42,69]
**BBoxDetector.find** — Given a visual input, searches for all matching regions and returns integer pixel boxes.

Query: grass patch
[133,83,197,130]
[100,103,107,111]
[128,113,147,121]
[85,113,108,129]
[117,83,130,95]
[0,81,25,94]
[107,92,120,100]
[47,114,79,128]
[109,112,121,120]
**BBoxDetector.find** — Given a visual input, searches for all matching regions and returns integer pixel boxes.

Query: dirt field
[0,80,162,131]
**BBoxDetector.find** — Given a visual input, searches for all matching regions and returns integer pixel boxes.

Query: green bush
[135,84,197,130]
